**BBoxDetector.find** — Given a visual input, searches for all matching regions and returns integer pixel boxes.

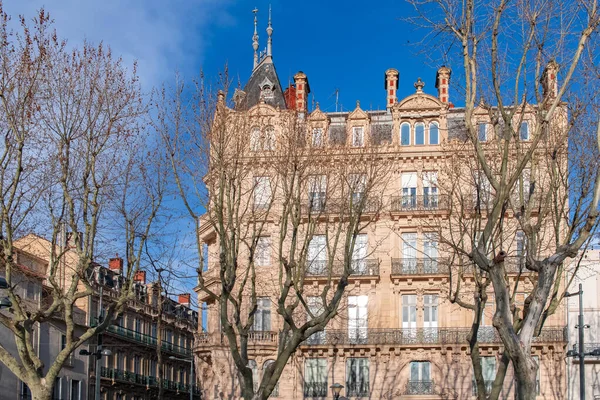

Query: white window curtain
[423,233,438,272]
[410,361,431,381]
[402,172,417,209]
[304,359,328,397]
[253,297,271,331]
[402,233,417,272]
[423,295,438,331]
[346,358,370,397]
[349,174,367,203]
[307,296,325,344]
[402,294,417,331]
[255,237,271,267]
[348,295,368,344]
[423,171,439,208]
[307,235,327,275]
[254,176,272,208]
[308,175,327,211]
[352,234,368,273]
[312,128,323,147]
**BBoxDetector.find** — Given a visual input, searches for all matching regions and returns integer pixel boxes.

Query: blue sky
[6,0,446,111]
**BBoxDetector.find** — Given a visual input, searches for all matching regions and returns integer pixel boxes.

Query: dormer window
[312,128,324,147]
[352,127,364,147]
[259,77,275,101]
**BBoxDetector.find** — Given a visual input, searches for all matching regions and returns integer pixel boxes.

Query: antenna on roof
[328,88,340,112]
[252,8,259,70]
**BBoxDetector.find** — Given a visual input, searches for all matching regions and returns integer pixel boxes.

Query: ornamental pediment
[308,104,328,121]
[348,100,369,120]
[397,93,443,111]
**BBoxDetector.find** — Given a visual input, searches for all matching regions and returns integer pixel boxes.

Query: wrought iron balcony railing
[303,382,328,398]
[405,380,435,395]
[302,197,381,215]
[346,381,370,397]
[305,259,380,277]
[196,331,278,348]
[100,367,201,394]
[391,258,448,275]
[301,327,566,347]
[391,194,448,212]
[472,380,494,396]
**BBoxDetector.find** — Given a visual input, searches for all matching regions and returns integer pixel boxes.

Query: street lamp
[80,346,112,400]
[0,276,8,289]
[169,355,195,400]
[565,283,588,400]
[330,383,344,400]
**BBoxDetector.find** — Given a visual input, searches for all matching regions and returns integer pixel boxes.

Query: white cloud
[4,0,234,87]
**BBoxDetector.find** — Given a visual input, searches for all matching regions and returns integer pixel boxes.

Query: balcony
[100,367,201,395]
[301,197,381,216]
[346,382,370,398]
[390,194,448,213]
[405,380,435,395]
[391,258,447,276]
[301,327,566,347]
[195,331,278,351]
[303,382,328,398]
[305,259,380,278]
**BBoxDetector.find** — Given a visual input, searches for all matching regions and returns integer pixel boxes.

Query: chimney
[134,270,146,284]
[108,256,123,274]
[284,84,297,109]
[435,66,451,105]
[541,60,558,100]
[384,68,399,108]
[178,293,191,307]
[293,71,310,113]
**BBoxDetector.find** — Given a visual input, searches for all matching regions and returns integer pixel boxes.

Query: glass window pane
[401,124,411,146]
[429,123,439,144]
[415,124,425,145]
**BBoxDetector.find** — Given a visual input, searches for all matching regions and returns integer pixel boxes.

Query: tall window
[423,295,438,333]
[21,382,31,400]
[248,360,259,393]
[349,174,366,205]
[254,176,272,209]
[307,296,325,344]
[423,233,438,272]
[26,281,37,300]
[250,127,261,151]
[312,128,323,147]
[408,362,432,394]
[478,122,488,142]
[253,297,271,331]
[422,171,438,209]
[352,126,364,147]
[401,172,417,209]
[264,126,275,150]
[402,233,417,272]
[255,237,271,267]
[263,360,279,397]
[519,168,531,201]
[308,175,327,212]
[304,359,328,398]
[474,170,492,206]
[71,380,80,400]
[202,243,209,272]
[52,377,62,400]
[516,231,526,258]
[480,357,497,394]
[415,123,425,145]
[402,295,417,333]
[520,121,530,141]
[201,302,209,332]
[351,234,368,274]
[348,295,368,344]
[401,123,411,146]
[346,358,370,397]
[533,355,541,395]
[429,122,439,145]
[307,235,327,275]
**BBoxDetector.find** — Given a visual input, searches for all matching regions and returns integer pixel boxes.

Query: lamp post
[79,347,112,400]
[565,283,589,400]
[330,383,347,400]
[169,355,195,400]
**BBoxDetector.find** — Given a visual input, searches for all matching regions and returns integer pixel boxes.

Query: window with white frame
[307,296,325,344]
[478,122,488,142]
[70,379,81,400]
[21,381,31,400]
[423,295,438,332]
[53,377,62,400]
[312,128,324,147]
[307,235,327,275]
[422,171,438,209]
[304,358,328,397]
[402,294,417,331]
[254,176,272,209]
[410,361,431,382]
[253,297,271,331]
[520,121,530,141]
[402,233,417,272]
[255,237,271,267]
[429,122,439,145]
[308,175,327,212]
[415,122,425,145]
[346,358,370,397]
[518,168,531,201]
[423,233,439,272]
[402,172,417,209]
[351,234,368,273]
[349,174,367,205]
[401,123,411,146]
[348,295,368,344]
[473,170,492,206]
[352,126,364,147]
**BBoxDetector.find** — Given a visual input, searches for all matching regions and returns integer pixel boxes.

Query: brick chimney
[284,84,297,109]
[178,293,191,307]
[133,270,146,284]
[293,71,310,112]
[108,256,123,274]
[435,66,451,105]
[384,68,399,108]
[541,60,558,100]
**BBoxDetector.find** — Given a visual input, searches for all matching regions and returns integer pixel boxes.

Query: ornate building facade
[194,12,568,400]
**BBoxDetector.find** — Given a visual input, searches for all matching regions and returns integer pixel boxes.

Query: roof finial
[252,8,259,70]
[266,5,273,57]
[414,77,425,93]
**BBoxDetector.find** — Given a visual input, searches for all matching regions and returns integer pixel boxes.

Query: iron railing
[303,382,328,398]
[100,367,201,394]
[405,380,435,395]
[346,381,370,397]
[302,197,381,215]
[305,259,380,277]
[391,258,448,275]
[391,194,448,212]
[301,327,566,346]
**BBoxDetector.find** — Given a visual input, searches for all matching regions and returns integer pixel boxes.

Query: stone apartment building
[1,234,200,400]
[194,13,569,400]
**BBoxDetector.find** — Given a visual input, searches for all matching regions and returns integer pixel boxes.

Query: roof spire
[252,8,259,70]
[266,5,273,58]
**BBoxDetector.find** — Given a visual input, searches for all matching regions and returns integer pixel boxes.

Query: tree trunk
[512,356,537,399]
[30,385,52,400]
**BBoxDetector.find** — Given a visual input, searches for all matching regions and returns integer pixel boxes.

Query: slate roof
[242,58,287,110]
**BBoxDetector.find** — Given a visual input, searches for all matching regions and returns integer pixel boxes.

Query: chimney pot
[178,293,191,306]
[108,257,123,274]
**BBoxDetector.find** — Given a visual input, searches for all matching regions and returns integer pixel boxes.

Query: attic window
[261,84,274,100]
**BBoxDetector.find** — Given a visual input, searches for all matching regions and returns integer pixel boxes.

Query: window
[533,355,541,395]
[349,174,366,205]
[151,323,157,338]
[263,360,279,397]
[250,126,275,151]
[422,171,438,209]
[312,128,323,147]
[402,233,417,272]
[477,356,496,395]
[70,379,80,400]
[254,176,272,209]
[402,295,417,332]
[474,170,492,206]
[307,235,327,275]
[248,360,259,393]
[134,355,141,374]
[348,295,368,344]
[423,295,438,331]
[253,297,271,331]
[21,382,31,400]
[346,358,369,397]
[401,172,417,209]
[52,377,62,400]
[351,234,368,274]
[518,168,531,202]
[429,122,439,145]
[478,122,488,142]
[255,237,271,267]
[415,123,425,145]
[304,359,327,398]
[516,231,526,270]
[520,121,530,141]
[264,126,275,150]
[352,126,364,147]
[26,281,37,300]
[401,123,411,146]
[250,127,261,151]
[149,359,157,378]
[202,243,209,272]
[201,302,208,332]
[307,297,325,345]
[308,175,327,212]
[423,233,439,272]
[408,362,432,394]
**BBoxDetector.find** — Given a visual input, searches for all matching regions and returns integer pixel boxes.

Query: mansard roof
[242,57,286,110]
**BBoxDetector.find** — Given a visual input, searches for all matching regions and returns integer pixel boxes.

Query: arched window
[248,360,259,392]
[520,121,530,141]
[415,123,425,145]
[264,126,275,150]
[263,360,279,397]
[401,123,411,146]
[250,127,261,151]
[429,122,439,145]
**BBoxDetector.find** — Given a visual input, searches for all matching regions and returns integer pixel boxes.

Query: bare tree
[407,0,600,397]
[0,7,163,400]
[155,72,393,400]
